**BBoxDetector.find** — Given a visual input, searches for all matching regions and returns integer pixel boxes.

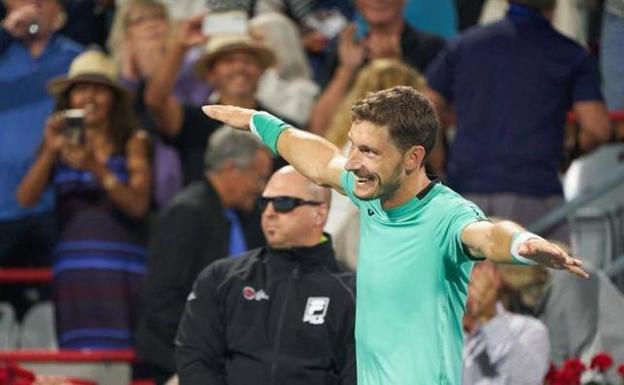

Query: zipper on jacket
[269,266,299,385]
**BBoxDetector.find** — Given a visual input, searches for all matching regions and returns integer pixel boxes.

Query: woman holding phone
[17,49,151,349]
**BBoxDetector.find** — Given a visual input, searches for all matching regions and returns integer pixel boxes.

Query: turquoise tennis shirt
[341,171,486,385]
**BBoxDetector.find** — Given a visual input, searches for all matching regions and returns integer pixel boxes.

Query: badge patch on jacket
[303,297,330,325]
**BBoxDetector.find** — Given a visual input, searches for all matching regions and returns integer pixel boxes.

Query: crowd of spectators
[1,0,623,384]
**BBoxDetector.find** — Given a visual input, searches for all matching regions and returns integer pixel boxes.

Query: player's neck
[381,168,431,209]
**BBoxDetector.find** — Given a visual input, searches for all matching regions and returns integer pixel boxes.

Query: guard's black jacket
[175,239,356,385]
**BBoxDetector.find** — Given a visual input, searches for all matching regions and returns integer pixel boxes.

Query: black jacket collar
[265,234,339,275]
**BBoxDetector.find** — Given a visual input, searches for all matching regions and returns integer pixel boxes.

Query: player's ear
[403,145,426,171]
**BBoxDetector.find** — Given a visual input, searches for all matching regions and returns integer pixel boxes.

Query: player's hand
[201,105,256,131]
[518,238,588,279]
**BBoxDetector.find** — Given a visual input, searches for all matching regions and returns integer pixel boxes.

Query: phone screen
[63,109,86,144]
[202,11,248,36]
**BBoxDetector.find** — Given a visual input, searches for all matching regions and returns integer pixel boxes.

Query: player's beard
[355,165,403,202]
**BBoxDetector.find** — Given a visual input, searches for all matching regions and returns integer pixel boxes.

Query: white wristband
[510,231,541,265]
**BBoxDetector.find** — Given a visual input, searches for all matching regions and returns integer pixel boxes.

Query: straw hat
[48,50,130,98]
[195,34,275,78]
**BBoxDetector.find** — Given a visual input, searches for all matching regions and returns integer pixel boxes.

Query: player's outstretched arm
[202,105,346,193]
[461,220,588,279]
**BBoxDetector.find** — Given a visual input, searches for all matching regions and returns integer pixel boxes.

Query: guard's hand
[518,238,588,279]
[201,105,256,131]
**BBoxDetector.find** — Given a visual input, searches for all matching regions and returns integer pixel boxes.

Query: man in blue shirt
[425,0,611,241]
[0,0,81,280]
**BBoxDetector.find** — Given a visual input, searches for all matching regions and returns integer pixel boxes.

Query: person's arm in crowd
[175,265,227,385]
[62,131,151,219]
[460,220,588,278]
[1,3,36,54]
[87,131,152,219]
[16,115,66,207]
[19,123,152,219]
[423,88,453,176]
[308,24,364,135]
[144,14,206,138]
[202,105,346,193]
[574,100,612,152]
[465,264,550,385]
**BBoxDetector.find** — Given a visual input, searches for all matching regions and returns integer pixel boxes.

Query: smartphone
[62,109,86,144]
[304,9,348,39]
[354,13,369,41]
[201,11,248,36]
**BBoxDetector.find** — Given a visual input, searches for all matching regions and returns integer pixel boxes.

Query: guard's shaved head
[261,166,332,249]
[270,166,331,207]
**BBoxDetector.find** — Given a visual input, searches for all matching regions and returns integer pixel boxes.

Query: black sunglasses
[258,196,322,213]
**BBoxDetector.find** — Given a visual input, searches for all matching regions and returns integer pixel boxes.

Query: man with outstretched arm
[202,86,587,385]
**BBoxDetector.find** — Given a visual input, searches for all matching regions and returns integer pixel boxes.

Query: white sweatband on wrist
[510,231,542,265]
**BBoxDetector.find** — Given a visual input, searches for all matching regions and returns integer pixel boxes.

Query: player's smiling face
[345,120,404,201]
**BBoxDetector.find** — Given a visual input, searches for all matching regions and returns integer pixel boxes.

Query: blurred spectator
[500,260,624,383]
[322,58,427,269]
[58,0,115,48]
[144,16,291,182]
[601,0,624,111]
[108,0,212,107]
[310,0,444,134]
[176,166,356,385]
[351,0,459,40]
[426,0,611,241]
[16,49,151,348]
[108,0,169,89]
[462,261,550,385]
[255,0,355,82]
[136,127,272,384]
[107,0,186,206]
[479,0,592,46]
[319,0,445,87]
[249,12,320,127]
[0,0,82,315]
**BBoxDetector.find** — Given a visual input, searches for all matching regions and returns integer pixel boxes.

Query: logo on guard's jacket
[242,286,269,301]
[367,208,375,216]
[303,297,330,325]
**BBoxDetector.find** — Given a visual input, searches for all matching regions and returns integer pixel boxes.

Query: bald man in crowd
[175,166,356,385]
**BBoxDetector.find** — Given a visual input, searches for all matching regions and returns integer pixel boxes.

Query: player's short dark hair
[351,86,439,157]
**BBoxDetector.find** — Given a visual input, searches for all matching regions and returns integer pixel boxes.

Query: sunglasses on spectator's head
[258,196,322,213]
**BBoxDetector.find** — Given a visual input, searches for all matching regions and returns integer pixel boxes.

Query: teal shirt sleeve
[340,170,361,209]
[444,197,487,263]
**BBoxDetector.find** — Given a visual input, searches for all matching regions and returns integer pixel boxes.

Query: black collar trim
[416,176,440,200]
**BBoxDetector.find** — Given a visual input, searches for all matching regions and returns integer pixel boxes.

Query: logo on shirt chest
[242,286,270,301]
[302,297,330,325]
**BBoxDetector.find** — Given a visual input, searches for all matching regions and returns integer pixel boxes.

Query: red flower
[618,363,624,377]
[590,352,614,372]
[563,358,586,376]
